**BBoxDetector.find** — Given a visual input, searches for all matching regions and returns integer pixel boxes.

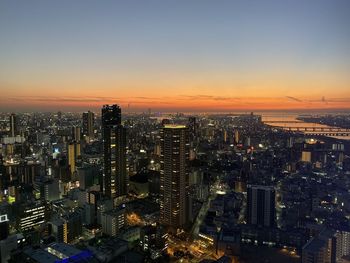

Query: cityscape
[1,1,350,263]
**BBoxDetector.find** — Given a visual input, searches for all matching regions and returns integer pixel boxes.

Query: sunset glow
[0,0,349,112]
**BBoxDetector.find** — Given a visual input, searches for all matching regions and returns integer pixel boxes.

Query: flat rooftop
[302,238,325,252]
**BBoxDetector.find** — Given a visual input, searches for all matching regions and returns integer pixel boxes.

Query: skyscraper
[188,117,197,139]
[247,185,275,227]
[102,105,128,199]
[234,130,239,144]
[68,142,81,175]
[71,126,81,142]
[82,111,95,139]
[160,125,189,229]
[9,113,18,137]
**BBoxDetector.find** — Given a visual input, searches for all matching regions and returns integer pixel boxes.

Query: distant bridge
[266,124,350,136]
[263,120,304,124]
[304,132,350,137]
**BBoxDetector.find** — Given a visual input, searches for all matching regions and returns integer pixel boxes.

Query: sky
[0,0,349,112]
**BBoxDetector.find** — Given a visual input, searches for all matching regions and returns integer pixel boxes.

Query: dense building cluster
[0,108,349,263]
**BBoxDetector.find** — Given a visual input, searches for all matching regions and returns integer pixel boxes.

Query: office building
[101,205,126,237]
[49,212,82,244]
[19,203,46,231]
[41,179,60,201]
[247,185,275,227]
[160,125,189,228]
[96,198,114,225]
[337,230,350,260]
[301,228,350,263]
[83,190,102,225]
[78,166,97,190]
[102,105,128,199]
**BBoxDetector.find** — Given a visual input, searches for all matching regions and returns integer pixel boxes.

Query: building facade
[9,113,19,137]
[82,111,95,139]
[102,105,128,199]
[160,125,189,229]
[247,185,275,227]
[101,205,126,237]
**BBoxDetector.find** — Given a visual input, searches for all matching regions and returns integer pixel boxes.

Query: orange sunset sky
[0,1,349,112]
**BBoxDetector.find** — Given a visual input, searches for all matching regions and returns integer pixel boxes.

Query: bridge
[278,127,350,132]
[266,124,350,137]
[303,132,350,137]
[263,120,304,124]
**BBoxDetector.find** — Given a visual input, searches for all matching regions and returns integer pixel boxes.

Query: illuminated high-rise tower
[160,125,189,228]
[234,130,239,144]
[102,105,127,199]
[68,141,81,175]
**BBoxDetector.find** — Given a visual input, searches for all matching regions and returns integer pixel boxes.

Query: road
[190,178,221,238]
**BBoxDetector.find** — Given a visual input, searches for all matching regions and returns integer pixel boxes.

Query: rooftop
[302,238,326,252]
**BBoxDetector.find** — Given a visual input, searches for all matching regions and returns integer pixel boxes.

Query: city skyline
[1,0,350,112]
[1,1,350,262]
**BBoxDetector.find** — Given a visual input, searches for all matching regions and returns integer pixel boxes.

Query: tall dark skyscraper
[0,155,6,190]
[102,105,128,199]
[247,185,276,227]
[160,125,189,229]
[9,113,18,137]
[188,117,197,136]
[82,111,95,139]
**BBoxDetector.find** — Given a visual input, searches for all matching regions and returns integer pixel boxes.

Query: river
[260,112,350,140]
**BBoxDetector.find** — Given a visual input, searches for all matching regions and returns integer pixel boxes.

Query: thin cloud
[179,95,241,101]
[321,98,350,103]
[285,96,303,102]
[134,96,160,100]
[6,96,121,103]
